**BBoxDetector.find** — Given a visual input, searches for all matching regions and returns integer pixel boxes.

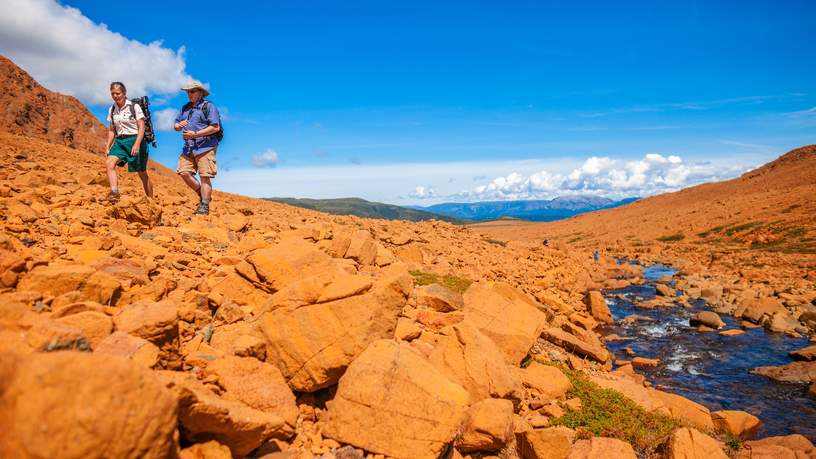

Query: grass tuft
[409,270,472,294]
[656,233,685,243]
[482,238,507,247]
[723,221,763,236]
[552,367,681,457]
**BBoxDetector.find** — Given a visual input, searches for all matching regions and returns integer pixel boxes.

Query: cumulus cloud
[409,186,437,199]
[0,0,193,104]
[453,153,750,201]
[153,108,179,132]
[251,149,280,168]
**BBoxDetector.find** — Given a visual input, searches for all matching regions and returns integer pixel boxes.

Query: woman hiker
[103,81,153,203]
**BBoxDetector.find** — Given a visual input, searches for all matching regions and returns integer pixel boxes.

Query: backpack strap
[128,102,136,120]
[110,104,118,136]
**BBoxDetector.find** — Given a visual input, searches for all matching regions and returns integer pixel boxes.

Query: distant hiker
[593,249,599,264]
[173,81,221,215]
[543,239,550,246]
[104,82,153,202]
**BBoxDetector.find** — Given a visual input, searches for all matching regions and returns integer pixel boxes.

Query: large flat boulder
[751,361,816,384]
[18,264,121,305]
[457,398,514,453]
[261,266,411,391]
[245,240,334,291]
[567,437,637,458]
[463,281,548,365]
[711,410,762,440]
[321,340,470,459]
[584,290,612,324]
[542,327,609,363]
[0,352,178,458]
[667,427,728,459]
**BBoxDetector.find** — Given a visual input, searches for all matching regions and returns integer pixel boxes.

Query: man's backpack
[110,96,157,147]
[200,100,224,142]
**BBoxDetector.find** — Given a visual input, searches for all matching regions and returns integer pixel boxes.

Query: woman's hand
[130,145,139,157]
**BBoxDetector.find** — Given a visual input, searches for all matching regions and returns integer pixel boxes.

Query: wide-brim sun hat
[181,81,210,97]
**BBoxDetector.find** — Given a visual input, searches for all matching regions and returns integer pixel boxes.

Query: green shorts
[108,135,148,173]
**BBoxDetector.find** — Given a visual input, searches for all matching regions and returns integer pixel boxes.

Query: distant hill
[412,196,639,221]
[264,197,469,224]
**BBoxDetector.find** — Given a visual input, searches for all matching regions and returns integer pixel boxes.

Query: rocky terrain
[1,56,815,458]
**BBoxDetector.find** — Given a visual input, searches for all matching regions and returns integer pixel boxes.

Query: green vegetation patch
[656,233,685,242]
[409,270,472,294]
[552,367,681,456]
[723,221,763,236]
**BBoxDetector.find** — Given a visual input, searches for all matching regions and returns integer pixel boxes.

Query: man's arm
[182,124,220,140]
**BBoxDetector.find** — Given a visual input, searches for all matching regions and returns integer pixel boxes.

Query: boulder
[736,434,816,459]
[18,264,121,305]
[542,327,609,363]
[113,300,180,369]
[690,311,725,329]
[517,426,576,459]
[567,437,637,458]
[55,310,113,348]
[711,410,762,440]
[0,352,178,458]
[764,311,800,334]
[322,340,470,459]
[655,284,675,297]
[584,290,612,324]
[261,266,411,391]
[343,229,378,265]
[110,196,162,226]
[416,283,464,312]
[266,268,373,310]
[790,345,816,361]
[245,240,334,291]
[457,398,514,453]
[751,361,816,384]
[203,356,299,430]
[667,427,728,459]
[179,441,232,459]
[463,281,548,365]
[741,297,786,324]
[519,363,572,400]
[423,322,523,401]
[209,322,267,360]
[94,331,160,368]
[159,371,293,457]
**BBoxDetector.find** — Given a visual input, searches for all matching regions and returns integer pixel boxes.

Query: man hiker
[174,81,221,215]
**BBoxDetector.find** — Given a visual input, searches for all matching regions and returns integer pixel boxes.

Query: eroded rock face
[261,266,412,391]
[463,281,548,365]
[584,290,612,324]
[321,340,470,459]
[0,352,178,459]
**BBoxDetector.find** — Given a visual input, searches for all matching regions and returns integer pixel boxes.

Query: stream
[601,264,816,440]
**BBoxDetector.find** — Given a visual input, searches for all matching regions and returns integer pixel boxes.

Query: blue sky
[2,0,814,204]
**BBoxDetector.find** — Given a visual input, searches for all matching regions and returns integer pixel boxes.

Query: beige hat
[181,80,210,96]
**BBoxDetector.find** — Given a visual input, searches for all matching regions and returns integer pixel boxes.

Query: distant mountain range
[267,195,638,224]
[410,196,639,221]
[264,197,469,224]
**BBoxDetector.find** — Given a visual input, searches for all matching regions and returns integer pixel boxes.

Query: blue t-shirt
[175,99,221,156]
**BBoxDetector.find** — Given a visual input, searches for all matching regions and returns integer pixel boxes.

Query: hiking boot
[103,190,120,204]
[193,201,209,215]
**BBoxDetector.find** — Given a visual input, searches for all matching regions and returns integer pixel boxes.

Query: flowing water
[601,264,816,440]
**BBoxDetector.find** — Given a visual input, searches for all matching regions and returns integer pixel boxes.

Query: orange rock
[110,196,162,227]
[261,266,411,391]
[0,352,178,458]
[567,437,637,458]
[159,371,292,457]
[94,331,160,368]
[204,356,299,430]
[519,363,572,401]
[416,283,464,312]
[18,264,121,305]
[179,440,232,459]
[457,398,514,453]
[246,240,334,291]
[666,427,728,459]
[55,310,112,348]
[710,410,762,440]
[583,290,612,324]
[736,434,816,459]
[542,327,609,363]
[321,340,470,459]
[463,281,548,365]
[517,426,576,459]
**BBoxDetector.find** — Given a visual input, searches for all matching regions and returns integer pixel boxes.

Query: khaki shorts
[177,148,217,178]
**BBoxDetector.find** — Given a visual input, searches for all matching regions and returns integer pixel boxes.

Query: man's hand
[176,120,188,130]
[182,130,197,140]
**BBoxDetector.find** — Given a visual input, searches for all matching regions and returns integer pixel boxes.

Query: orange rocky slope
[1,59,815,458]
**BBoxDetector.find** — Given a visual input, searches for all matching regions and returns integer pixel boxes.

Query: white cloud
[452,153,751,201]
[251,149,280,168]
[409,186,436,199]
[0,0,194,104]
[153,108,178,132]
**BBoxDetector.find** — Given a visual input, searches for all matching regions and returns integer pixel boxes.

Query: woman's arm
[131,119,145,156]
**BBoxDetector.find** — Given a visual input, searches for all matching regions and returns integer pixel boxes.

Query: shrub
[656,233,685,242]
[409,270,472,294]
